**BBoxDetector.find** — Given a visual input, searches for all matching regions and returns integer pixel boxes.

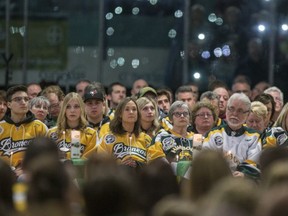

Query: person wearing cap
[83,86,110,142]
[137,86,157,100]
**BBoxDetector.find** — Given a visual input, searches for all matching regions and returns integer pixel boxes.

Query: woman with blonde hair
[136,97,159,138]
[47,92,96,159]
[246,101,288,149]
[274,102,288,131]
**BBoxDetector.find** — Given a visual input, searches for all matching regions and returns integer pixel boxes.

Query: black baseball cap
[83,89,104,102]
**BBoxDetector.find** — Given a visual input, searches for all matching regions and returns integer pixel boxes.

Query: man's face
[76,82,90,97]
[132,80,148,96]
[226,99,250,130]
[108,85,126,107]
[8,91,29,116]
[0,100,7,120]
[213,87,229,115]
[269,91,283,113]
[177,92,195,109]
[190,85,199,101]
[157,95,170,113]
[47,93,61,118]
[27,85,42,99]
[85,99,104,120]
[232,83,251,99]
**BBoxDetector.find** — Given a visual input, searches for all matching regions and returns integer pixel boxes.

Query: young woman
[47,92,96,159]
[97,97,151,168]
[136,97,159,138]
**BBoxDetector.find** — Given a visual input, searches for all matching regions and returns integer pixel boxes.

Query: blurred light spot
[174,10,183,18]
[75,46,85,54]
[149,0,158,5]
[258,24,266,32]
[117,57,125,66]
[10,26,26,36]
[106,27,114,36]
[132,59,140,69]
[214,47,222,58]
[107,48,115,57]
[110,59,117,69]
[215,17,223,25]
[222,45,231,56]
[208,13,217,22]
[91,50,98,58]
[193,72,201,79]
[198,33,205,40]
[281,24,288,31]
[180,50,185,59]
[201,51,211,59]
[168,29,177,38]
[132,7,140,15]
[115,6,123,15]
[105,12,113,20]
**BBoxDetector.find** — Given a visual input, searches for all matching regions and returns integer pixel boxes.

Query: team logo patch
[50,132,58,140]
[162,137,175,151]
[105,134,116,144]
[0,126,3,135]
[277,133,288,145]
[214,136,223,146]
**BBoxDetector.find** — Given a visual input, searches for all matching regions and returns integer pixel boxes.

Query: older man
[203,93,262,178]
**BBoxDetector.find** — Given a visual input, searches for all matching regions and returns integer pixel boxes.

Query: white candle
[10,151,13,167]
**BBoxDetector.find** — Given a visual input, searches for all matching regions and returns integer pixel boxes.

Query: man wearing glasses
[203,93,262,178]
[0,85,48,174]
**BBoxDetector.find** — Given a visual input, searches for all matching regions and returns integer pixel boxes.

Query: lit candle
[129,134,132,156]
[10,151,13,167]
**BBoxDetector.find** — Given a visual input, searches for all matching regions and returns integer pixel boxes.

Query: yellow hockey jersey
[47,127,97,159]
[97,131,151,164]
[0,115,48,167]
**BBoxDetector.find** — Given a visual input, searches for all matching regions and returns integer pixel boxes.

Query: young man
[83,86,110,140]
[106,82,126,119]
[0,85,48,170]
[175,85,196,110]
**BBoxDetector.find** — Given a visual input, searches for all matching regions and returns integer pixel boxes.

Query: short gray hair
[168,101,190,121]
[264,86,284,103]
[227,93,251,110]
[29,96,50,109]
[200,91,219,101]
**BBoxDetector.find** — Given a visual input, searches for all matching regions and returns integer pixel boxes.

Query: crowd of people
[0,76,288,216]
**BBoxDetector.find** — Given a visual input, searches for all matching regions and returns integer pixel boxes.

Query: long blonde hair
[56,92,88,136]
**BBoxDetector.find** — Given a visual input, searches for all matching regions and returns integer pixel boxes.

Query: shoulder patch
[50,132,58,140]
[105,134,116,144]
[214,136,223,146]
[162,137,176,151]
[277,133,288,145]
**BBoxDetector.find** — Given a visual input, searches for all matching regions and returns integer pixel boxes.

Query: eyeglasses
[195,112,213,118]
[227,106,250,115]
[173,112,189,118]
[11,96,29,103]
